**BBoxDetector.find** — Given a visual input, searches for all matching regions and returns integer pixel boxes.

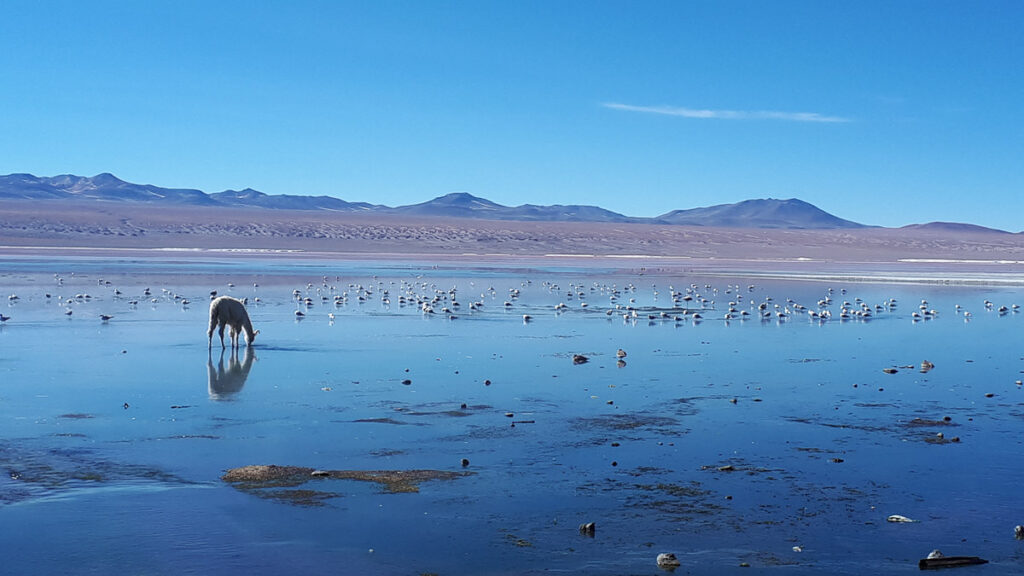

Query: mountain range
[0,172,1009,232]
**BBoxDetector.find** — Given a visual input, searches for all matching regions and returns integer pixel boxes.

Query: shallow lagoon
[2,257,1024,575]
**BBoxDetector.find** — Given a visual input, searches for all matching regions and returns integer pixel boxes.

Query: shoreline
[4,243,1024,286]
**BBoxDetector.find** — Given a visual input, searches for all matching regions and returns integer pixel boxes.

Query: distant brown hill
[0,172,872,230]
[2,198,1024,266]
[3,172,1018,234]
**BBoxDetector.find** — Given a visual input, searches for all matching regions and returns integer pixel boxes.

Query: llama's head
[246,328,259,345]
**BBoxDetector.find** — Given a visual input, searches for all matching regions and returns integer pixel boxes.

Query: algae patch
[222,464,475,503]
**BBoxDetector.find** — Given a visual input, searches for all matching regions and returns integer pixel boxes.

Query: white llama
[208,296,258,349]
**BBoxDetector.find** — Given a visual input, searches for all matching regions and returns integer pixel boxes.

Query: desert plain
[2,200,1024,284]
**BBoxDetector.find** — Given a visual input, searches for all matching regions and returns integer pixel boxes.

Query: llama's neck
[240,319,255,341]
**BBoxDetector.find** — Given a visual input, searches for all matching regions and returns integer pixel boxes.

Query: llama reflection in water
[208,346,256,399]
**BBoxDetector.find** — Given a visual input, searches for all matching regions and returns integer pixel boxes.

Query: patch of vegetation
[222,464,475,500]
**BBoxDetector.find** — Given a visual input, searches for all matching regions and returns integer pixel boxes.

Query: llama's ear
[254,329,260,335]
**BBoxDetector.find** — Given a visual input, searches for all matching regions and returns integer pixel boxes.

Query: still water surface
[1,258,1023,574]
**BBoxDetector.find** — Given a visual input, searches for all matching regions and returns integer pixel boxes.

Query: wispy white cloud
[603,102,850,123]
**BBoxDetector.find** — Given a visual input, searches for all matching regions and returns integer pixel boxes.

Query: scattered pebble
[656,552,681,569]
[887,514,916,523]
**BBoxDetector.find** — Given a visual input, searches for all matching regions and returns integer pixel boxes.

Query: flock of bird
[2,273,1021,329]
[244,275,1022,330]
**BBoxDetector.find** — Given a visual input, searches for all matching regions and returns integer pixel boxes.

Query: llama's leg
[218,323,227,349]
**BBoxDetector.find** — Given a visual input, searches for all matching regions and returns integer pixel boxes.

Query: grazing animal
[208,296,258,349]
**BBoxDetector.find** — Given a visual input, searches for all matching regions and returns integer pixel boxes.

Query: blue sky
[1,1,1021,230]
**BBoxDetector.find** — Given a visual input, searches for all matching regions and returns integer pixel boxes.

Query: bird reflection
[208,346,255,399]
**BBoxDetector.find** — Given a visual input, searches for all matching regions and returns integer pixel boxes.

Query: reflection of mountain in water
[208,347,255,399]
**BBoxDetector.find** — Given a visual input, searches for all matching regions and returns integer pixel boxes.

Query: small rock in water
[461,458,470,468]
[656,552,681,570]
[927,549,944,559]
[616,349,627,358]
[1015,525,1024,540]
[573,354,589,365]
[578,522,595,536]
[920,360,935,373]
[882,368,898,374]
[887,514,916,523]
